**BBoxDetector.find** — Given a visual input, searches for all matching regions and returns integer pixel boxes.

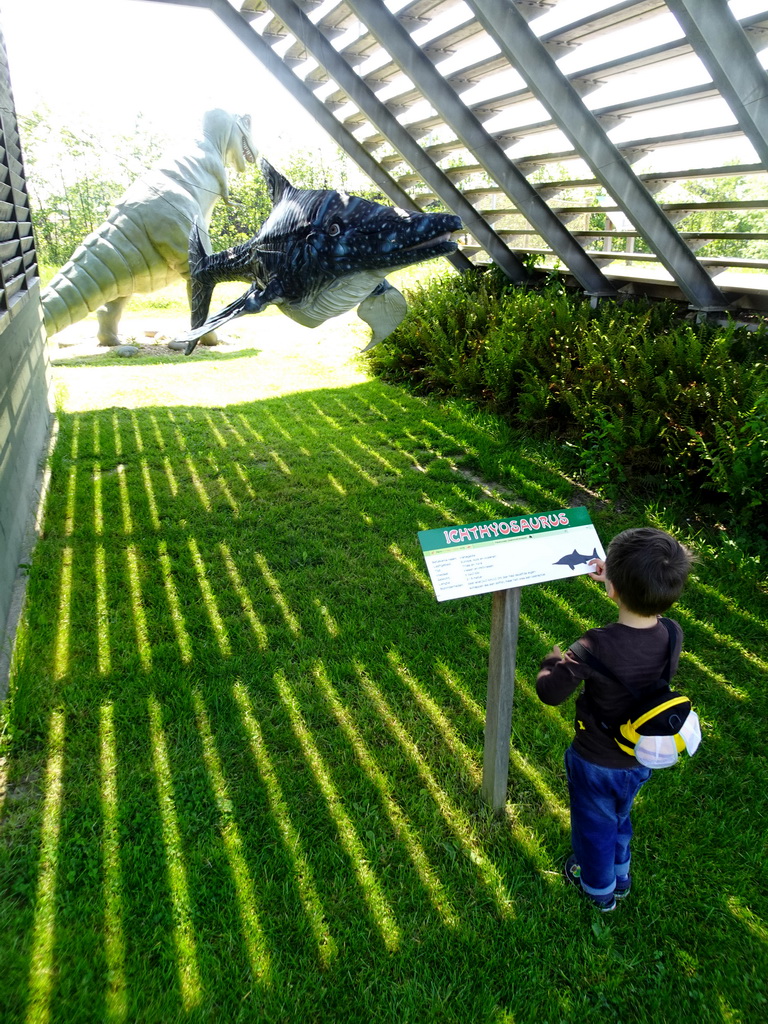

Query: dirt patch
[451,465,522,509]
[50,314,258,362]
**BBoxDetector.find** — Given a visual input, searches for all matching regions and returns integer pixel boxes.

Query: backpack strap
[657,616,676,681]
[569,617,676,698]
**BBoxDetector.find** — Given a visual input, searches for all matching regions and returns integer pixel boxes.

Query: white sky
[0,0,334,159]
[2,0,767,180]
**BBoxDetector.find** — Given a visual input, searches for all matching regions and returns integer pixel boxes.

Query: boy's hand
[588,557,606,581]
[546,644,564,660]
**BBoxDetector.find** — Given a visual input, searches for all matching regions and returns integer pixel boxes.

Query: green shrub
[367,269,768,540]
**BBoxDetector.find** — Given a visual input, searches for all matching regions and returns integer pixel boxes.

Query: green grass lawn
[1,282,767,1023]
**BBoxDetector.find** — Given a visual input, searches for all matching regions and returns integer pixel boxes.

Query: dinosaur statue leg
[97,296,129,347]
[186,280,218,346]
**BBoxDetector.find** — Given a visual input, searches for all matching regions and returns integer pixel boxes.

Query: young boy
[537,526,695,911]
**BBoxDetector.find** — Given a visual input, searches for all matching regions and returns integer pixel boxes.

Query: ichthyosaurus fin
[357,281,408,351]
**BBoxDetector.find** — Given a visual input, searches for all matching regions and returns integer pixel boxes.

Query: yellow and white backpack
[571,618,701,768]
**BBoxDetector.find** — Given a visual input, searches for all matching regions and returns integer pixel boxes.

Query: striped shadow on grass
[2,365,767,1023]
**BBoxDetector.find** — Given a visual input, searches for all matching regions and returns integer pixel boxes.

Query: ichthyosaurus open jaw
[177,158,462,354]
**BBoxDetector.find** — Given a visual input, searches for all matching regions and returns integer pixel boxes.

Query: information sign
[418,506,605,602]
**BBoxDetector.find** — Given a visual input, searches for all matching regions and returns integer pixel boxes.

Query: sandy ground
[48,307,373,411]
[50,312,252,360]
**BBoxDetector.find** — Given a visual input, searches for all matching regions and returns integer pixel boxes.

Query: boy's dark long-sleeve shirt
[537,618,684,768]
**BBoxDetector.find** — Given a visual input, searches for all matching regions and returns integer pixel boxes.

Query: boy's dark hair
[605,527,694,616]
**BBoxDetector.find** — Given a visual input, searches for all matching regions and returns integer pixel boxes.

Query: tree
[208,164,272,250]
[19,108,167,270]
[669,174,768,261]
[208,145,385,251]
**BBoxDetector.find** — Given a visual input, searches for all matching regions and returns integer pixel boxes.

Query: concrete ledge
[0,416,56,700]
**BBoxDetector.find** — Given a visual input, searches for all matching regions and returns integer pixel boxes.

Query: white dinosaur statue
[41,108,257,346]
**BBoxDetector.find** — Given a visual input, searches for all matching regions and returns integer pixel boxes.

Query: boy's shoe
[564,855,617,912]
[614,874,632,899]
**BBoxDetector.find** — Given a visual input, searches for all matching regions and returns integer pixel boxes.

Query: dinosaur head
[203,109,257,173]
[257,162,461,289]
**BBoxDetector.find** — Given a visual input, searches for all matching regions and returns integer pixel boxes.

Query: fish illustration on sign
[553,549,599,571]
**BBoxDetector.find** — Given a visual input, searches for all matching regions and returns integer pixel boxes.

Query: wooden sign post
[418,507,604,813]
[483,587,520,810]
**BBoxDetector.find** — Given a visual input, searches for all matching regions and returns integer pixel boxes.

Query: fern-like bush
[367,268,768,539]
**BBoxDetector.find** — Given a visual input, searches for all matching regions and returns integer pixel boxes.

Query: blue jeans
[565,745,652,899]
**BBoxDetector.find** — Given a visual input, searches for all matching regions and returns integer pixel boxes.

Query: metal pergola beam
[137,0,474,273]
[344,0,617,297]
[258,0,529,283]
[465,0,728,311]
[665,0,768,171]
